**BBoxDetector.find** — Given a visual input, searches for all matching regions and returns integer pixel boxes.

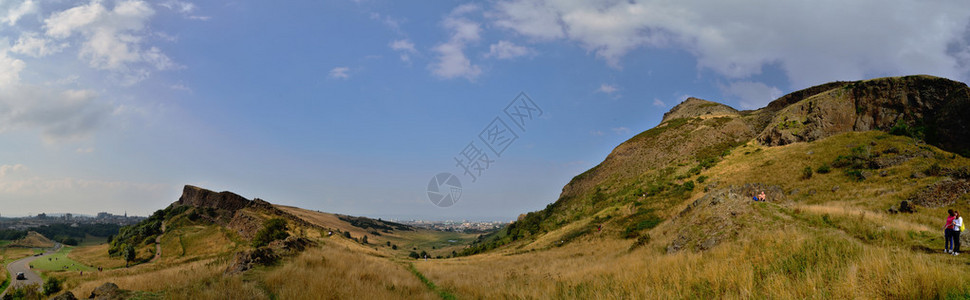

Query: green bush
[802,166,813,180]
[845,169,865,182]
[252,218,290,248]
[43,276,62,296]
[816,164,831,174]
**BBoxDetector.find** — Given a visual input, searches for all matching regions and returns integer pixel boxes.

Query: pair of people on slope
[945,209,964,255]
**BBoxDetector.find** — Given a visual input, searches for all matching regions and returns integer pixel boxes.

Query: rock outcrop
[757,75,970,155]
[87,282,130,300]
[661,97,739,123]
[177,185,252,212]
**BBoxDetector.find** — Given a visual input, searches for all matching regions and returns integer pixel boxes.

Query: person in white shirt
[953,210,963,256]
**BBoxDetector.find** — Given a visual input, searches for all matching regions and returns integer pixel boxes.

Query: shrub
[61,237,79,246]
[122,244,135,267]
[696,175,708,183]
[802,166,813,180]
[816,164,831,174]
[926,163,943,177]
[343,231,351,239]
[409,251,420,259]
[629,234,651,250]
[253,218,290,248]
[43,276,62,296]
[845,169,865,182]
[682,181,695,192]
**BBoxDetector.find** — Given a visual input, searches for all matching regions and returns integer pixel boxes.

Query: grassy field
[30,246,95,272]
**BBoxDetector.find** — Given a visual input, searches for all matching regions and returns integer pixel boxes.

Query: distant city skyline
[2,1,970,220]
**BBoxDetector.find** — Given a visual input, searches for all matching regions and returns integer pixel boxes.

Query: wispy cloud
[329,67,351,79]
[611,127,631,135]
[598,84,618,94]
[390,39,418,63]
[485,40,533,60]
[429,4,482,81]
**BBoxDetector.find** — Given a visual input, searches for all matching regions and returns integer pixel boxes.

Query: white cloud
[652,98,665,107]
[160,0,209,20]
[0,85,112,141]
[490,0,970,86]
[0,50,25,87]
[0,164,26,178]
[430,4,482,80]
[370,12,404,33]
[598,83,618,94]
[612,127,631,135]
[11,32,68,57]
[170,83,191,91]
[721,81,783,110]
[390,39,417,62]
[485,40,533,59]
[589,130,604,136]
[1,0,38,26]
[43,0,180,84]
[75,147,94,153]
[0,164,169,215]
[329,67,350,79]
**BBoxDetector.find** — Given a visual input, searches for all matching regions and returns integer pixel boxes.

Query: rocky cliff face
[175,185,316,239]
[177,185,252,212]
[757,75,970,154]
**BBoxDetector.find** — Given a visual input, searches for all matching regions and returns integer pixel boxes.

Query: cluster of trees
[108,205,187,260]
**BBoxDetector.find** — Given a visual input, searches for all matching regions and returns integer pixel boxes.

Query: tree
[343,231,351,239]
[122,244,135,267]
[392,244,398,250]
[43,276,62,296]
[408,251,420,259]
[361,235,368,244]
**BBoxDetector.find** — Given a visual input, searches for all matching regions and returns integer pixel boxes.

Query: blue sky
[1,0,970,220]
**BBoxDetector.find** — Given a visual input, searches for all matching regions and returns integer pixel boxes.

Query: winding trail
[1,243,61,297]
[151,221,166,263]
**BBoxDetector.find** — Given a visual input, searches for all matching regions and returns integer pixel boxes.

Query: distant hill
[9,231,55,248]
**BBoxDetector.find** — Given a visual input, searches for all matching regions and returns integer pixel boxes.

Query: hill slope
[484,75,970,251]
[57,185,475,299]
[421,75,970,298]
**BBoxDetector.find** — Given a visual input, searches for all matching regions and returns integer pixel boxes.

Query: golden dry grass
[69,244,126,269]
[260,242,438,300]
[416,225,970,299]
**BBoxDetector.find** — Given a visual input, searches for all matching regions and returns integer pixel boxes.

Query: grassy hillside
[51,189,479,299]
[416,131,970,299]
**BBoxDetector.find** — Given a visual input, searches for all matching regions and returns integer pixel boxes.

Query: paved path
[1,243,61,297]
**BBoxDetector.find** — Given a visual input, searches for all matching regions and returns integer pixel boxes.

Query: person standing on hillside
[945,209,956,254]
[950,210,963,255]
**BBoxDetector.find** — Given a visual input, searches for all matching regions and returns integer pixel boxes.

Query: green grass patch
[29,246,95,272]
